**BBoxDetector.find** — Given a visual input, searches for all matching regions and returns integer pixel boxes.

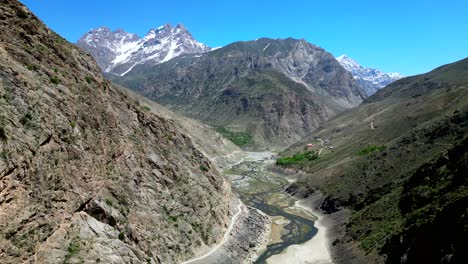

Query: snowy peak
[336,55,360,69]
[77,24,211,76]
[337,54,404,96]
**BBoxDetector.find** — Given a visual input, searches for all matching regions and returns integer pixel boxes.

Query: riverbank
[180,150,272,264]
[265,195,334,264]
[182,201,271,264]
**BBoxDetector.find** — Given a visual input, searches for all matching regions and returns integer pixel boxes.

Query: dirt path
[181,201,244,264]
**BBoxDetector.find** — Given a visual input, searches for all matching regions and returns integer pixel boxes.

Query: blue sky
[20,0,467,76]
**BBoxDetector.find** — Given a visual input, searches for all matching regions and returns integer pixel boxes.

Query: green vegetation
[118,232,125,240]
[276,150,319,166]
[17,9,28,19]
[104,198,113,206]
[26,64,36,71]
[19,112,33,126]
[85,76,94,84]
[168,215,178,222]
[50,76,60,84]
[215,127,252,147]
[199,164,209,172]
[0,125,6,140]
[64,241,80,263]
[358,145,386,155]
[142,105,151,111]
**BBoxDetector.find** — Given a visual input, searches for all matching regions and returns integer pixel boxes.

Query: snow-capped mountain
[337,55,404,96]
[77,24,211,76]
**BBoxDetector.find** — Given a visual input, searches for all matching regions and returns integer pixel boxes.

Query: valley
[1,1,467,264]
[216,152,333,264]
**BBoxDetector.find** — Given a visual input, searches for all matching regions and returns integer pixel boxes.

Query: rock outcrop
[0,1,236,263]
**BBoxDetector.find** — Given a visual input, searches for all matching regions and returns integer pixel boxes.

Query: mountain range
[337,55,404,96]
[2,1,467,263]
[77,24,211,76]
[108,38,366,147]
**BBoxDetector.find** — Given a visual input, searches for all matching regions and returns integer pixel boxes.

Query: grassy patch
[85,76,94,84]
[64,241,80,263]
[358,145,386,156]
[104,198,113,206]
[215,127,252,147]
[276,150,319,166]
[26,64,36,71]
[50,76,60,84]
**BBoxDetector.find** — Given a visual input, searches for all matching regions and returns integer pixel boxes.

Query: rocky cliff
[0,1,236,263]
[111,38,366,148]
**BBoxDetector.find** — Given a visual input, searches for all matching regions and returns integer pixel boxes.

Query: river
[224,152,333,264]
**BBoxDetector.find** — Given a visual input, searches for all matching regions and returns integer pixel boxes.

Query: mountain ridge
[77,24,211,76]
[277,57,468,263]
[0,1,242,263]
[110,37,366,148]
[337,54,403,96]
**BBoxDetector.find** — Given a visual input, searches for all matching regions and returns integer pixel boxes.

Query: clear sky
[20,0,467,76]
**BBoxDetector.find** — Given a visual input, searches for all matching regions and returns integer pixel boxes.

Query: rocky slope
[77,24,211,76]
[0,1,238,263]
[111,38,366,148]
[277,58,468,263]
[337,55,403,96]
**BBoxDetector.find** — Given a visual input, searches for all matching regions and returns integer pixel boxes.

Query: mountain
[337,55,403,96]
[278,58,468,263]
[110,38,366,148]
[0,1,242,263]
[77,24,211,76]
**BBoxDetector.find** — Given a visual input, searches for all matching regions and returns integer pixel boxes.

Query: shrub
[200,164,209,172]
[64,241,80,262]
[17,10,28,19]
[0,126,6,140]
[104,198,113,206]
[118,232,125,240]
[276,150,319,166]
[26,64,36,71]
[358,145,387,156]
[19,112,33,126]
[50,76,60,84]
[85,76,94,84]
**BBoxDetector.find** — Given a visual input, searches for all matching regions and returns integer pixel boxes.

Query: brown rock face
[0,1,233,263]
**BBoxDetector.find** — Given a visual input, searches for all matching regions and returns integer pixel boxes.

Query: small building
[306,143,314,149]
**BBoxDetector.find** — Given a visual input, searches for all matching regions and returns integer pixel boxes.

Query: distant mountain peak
[77,24,211,76]
[337,54,404,96]
[336,54,360,68]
